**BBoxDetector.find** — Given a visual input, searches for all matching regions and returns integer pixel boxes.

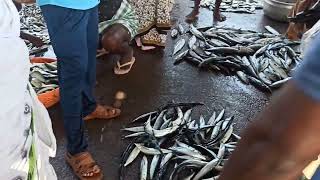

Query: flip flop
[96,49,109,58]
[84,105,121,121]
[141,45,156,51]
[114,57,136,75]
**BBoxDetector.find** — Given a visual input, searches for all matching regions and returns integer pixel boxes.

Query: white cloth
[0,0,57,179]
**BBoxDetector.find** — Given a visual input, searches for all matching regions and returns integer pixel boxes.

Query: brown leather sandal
[84,105,121,121]
[66,152,103,180]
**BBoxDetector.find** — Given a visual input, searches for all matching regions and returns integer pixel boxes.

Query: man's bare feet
[186,10,199,22]
[213,11,226,22]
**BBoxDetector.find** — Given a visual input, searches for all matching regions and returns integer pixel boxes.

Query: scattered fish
[178,24,185,34]
[265,26,280,35]
[171,29,179,38]
[172,25,301,92]
[120,103,240,180]
[29,61,59,94]
[188,35,197,49]
[173,39,186,56]
[201,0,263,14]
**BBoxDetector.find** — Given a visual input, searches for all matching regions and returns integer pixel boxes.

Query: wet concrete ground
[49,0,288,179]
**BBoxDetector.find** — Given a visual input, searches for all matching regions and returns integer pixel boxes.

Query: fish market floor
[49,0,288,179]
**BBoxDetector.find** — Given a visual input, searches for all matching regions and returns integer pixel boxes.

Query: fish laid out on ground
[171,25,301,93]
[120,102,240,180]
[29,61,59,94]
[201,0,263,14]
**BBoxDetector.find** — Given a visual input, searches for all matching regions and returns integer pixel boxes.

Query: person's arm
[219,35,320,180]
[219,82,320,180]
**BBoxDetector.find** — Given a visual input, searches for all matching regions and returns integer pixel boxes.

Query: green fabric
[98,0,139,39]
[27,111,37,180]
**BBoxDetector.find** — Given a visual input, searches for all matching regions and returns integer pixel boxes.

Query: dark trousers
[41,5,98,155]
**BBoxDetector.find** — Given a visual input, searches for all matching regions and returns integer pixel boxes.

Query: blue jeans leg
[41,5,98,155]
[83,6,98,117]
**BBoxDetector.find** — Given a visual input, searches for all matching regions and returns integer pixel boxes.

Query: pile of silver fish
[171,24,302,92]
[120,103,240,180]
[30,61,58,94]
[200,0,263,14]
[19,4,50,54]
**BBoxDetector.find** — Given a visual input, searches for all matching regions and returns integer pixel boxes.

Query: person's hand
[13,0,35,4]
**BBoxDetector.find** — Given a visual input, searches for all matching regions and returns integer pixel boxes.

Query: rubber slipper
[114,57,136,75]
[84,105,121,121]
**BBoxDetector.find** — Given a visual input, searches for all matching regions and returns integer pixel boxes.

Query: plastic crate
[30,57,60,108]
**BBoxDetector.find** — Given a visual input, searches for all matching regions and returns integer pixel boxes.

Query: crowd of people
[2,0,320,180]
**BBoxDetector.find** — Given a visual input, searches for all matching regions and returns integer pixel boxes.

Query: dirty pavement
[47,0,287,179]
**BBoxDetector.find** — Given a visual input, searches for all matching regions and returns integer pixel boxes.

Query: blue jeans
[41,5,98,155]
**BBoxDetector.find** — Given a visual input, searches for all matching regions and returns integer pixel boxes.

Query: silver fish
[140,156,148,180]
[122,126,145,132]
[188,35,197,49]
[190,24,206,41]
[173,39,186,55]
[220,124,234,144]
[135,143,171,155]
[174,49,189,65]
[153,110,166,130]
[178,24,185,34]
[193,158,220,180]
[132,111,158,122]
[169,147,207,160]
[150,155,160,179]
[265,26,280,35]
[215,109,225,123]
[124,146,140,167]
[171,29,179,38]
[270,77,292,88]
[236,71,249,84]
[124,132,145,138]
[160,153,173,167]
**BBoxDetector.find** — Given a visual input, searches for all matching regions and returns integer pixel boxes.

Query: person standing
[0,0,56,179]
[37,0,121,179]
[185,0,226,22]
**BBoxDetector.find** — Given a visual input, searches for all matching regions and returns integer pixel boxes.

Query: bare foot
[186,10,199,22]
[213,11,226,22]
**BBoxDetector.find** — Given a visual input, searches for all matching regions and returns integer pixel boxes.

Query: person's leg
[83,6,98,117]
[213,0,226,22]
[41,5,89,155]
[186,0,201,22]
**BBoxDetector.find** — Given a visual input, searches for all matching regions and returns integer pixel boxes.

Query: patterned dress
[129,0,175,46]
